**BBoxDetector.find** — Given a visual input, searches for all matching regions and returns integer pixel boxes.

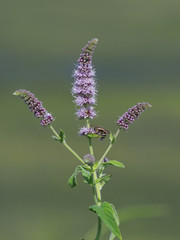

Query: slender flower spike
[13,89,54,126]
[72,38,98,119]
[117,102,152,130]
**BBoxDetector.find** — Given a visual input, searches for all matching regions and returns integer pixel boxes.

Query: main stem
[86,119,102,240]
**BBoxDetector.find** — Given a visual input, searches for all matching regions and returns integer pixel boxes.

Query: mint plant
[13,38,151,240]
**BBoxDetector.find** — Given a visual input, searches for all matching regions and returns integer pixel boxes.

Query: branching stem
[49,125,85,165]
[97,128,120,169]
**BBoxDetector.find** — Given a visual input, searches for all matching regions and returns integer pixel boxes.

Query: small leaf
[92,161,99,171]
[68,166,93,187]
[102,160,125,169]
[93,174,112,186]
[81,167,93,185]
[68,166,82,188]
[89,202,122,239]
[83,165,91,171]
[87,133,99,138]
[109,133,116,144]
[59,129,65,143]
[52,135,59,141]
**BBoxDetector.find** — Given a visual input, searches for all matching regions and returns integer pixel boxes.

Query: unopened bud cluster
[72,38,98,120]
[13,89,53,126]
[83,154,95,165]
[117,102,151,130]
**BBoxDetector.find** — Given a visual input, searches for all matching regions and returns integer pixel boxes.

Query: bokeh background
[0,0,180,239]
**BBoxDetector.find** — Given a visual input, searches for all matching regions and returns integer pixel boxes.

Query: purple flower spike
[117,102,152,130]
[13,89,54,126]
[72,38,98,120]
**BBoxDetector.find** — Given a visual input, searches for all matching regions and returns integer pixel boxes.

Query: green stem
[49,125,85,165]
[96,128,120,169]
[63,140,85,165]
[95,217,102,240]
[86,119,94,156]
[93,171,101,204]
[86,119,102,240]
[50,124,60,139]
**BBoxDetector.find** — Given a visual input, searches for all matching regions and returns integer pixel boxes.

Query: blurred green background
[0,0,180,239]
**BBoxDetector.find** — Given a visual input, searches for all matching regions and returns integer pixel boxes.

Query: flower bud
[83,154,95,165]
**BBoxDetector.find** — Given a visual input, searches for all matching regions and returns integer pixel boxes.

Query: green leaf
[82,165,91,171]
[59,129,65,143]
[109,133,116,144]
[92,161,99,171]
[89,202,122,240]
[102,160,125,169]
[81,167,93,185]
[68,166,92,188]
[52,135,59,141]
[87,133,99,138]
[68,166,82,188]
[93,174,112,186]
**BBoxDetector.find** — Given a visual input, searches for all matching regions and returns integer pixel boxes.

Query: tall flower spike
[117,102,152,130]
[72,38,98,119]
[13,89,54,126]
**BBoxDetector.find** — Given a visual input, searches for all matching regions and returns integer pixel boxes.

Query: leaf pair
[52,129,65,143]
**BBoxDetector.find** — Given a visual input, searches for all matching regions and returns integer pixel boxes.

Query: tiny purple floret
[72,38,98,120]
[13,89,54,126]
[117,102,152,130]
[79,126,96,136]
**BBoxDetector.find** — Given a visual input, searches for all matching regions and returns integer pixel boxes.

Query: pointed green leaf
[92,161,99,171]
[68,166,82,188]
[93,174,112,186]
[89,202,122,240]
[109,133,116,144]
[81,167,93,185]
[87,133,99,138]
[68,166,93,187]
[102,160,125,169]
[82,165,91,171]
[52,135,59,141]
[59,129,65,143]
